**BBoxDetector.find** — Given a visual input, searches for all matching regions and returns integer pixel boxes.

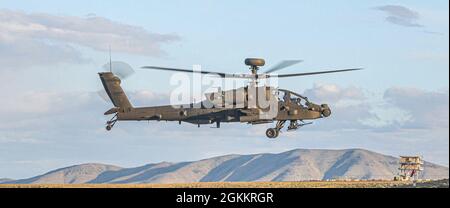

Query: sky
[0,0,448,179]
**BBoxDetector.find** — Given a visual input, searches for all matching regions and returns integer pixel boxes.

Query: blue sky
[0,1,448,178]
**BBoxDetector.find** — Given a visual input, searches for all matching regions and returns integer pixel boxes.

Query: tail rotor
[97,61,135,104]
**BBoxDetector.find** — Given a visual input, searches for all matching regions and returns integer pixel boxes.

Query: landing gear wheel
[266,128,278,139]
[105,113,117,131]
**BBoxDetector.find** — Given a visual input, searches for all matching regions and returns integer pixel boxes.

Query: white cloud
[128,90,170,107]
[374,5,423,27]
[303,83,365,104]
[0,85,448,178]
[4,85,446,134]
[383,87,449,129]
[0,39,88,68]
[302,84,449,132]
[0,91,97,117]
[0,10,180,68]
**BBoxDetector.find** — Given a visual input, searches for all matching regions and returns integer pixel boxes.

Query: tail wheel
[105,113,117,131]
[266,128,278,139]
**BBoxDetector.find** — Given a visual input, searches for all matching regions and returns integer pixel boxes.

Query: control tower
[395,156,424,181]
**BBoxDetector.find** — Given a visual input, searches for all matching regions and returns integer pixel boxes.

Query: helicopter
[99,58,361,138]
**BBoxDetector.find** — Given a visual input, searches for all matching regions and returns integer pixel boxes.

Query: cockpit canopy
[277,89,311,108]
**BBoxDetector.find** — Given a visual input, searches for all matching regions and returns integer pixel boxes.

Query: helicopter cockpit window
[278,90,289,102]
[279,89,308,108]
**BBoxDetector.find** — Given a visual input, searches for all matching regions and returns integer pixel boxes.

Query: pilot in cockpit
[281,91,306,108]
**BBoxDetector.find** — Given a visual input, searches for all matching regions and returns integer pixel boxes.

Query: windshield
[278,89,310,108]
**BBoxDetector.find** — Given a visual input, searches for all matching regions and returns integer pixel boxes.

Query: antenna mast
[109,45,112,73]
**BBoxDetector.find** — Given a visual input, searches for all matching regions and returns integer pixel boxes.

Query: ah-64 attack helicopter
[99,58,361,138]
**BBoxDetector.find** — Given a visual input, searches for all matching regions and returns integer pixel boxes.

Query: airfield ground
[1,180,448,188]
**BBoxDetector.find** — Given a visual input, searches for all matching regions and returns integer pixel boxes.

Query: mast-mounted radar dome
[245,58,265,67]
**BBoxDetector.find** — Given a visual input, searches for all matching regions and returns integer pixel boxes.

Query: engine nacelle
[205,86,277,108]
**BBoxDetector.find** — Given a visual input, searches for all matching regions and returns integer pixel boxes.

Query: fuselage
[99,71,331,137]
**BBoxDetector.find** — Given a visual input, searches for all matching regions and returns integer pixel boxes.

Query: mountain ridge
[2,148,448,184]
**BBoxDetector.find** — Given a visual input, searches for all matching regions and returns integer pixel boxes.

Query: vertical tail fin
[98,72,133,111]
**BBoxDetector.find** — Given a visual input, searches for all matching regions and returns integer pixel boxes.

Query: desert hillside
[3,149,448,184]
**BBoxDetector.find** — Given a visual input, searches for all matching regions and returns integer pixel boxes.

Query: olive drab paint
[101,58,361,138]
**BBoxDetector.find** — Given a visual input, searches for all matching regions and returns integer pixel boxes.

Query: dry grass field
[0,180,418,188]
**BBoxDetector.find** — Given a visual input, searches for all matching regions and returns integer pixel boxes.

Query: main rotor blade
[264,60,303,74]
[142,66,228,77]
[141,66,254,79]
[268,68,363,78]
